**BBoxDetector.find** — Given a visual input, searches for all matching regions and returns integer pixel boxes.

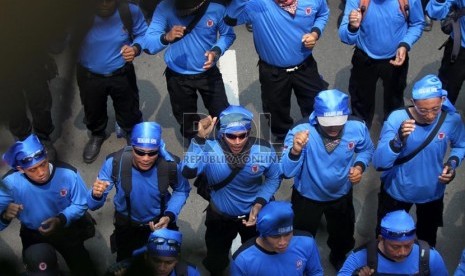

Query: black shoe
[83,135,107,164]
[329,252,345,271]
[245,23,253,32]
[40,139,57,162]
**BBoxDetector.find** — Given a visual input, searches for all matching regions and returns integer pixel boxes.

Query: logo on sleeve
[60,189,68,197]
[348,141,355,150]
[296,259,303,270]
[207,19,214,27]
[438,132,445,140]
[305,7,312,15]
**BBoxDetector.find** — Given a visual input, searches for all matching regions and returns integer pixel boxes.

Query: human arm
[224,0,251,26]
[164,162,190,223]
[338,0,362,45]
[398,0,424,54]
[204,18,236,70]
[349,124,375,184]
[87,158,116,210]
[440,115,465,184]
[305,237,324,276]
[281,126,308,178]
[142,2,174,54]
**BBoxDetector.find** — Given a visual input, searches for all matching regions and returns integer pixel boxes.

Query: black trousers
[113,223,152,262]
[376,186,444,247]
[2,62,54,140]
[76,63,142,136]
[349,48,408,129]
[203,204,257,274]
[259,55,327,139]
[165,66,230,140]
[438,38,465,104]
[291,189,355,258]
[20,226,95,276]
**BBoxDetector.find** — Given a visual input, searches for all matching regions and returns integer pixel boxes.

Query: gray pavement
[1,1,465,275]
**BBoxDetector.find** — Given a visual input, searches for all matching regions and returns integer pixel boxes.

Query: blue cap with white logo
[412,74,455,113]
[257,201,294,237]
[309,89,351,126]
[131,122,162,150]
[2,134,47,169]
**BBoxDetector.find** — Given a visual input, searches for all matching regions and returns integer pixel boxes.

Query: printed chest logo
[39,262,47,271]
[251,164,259,173]
[305,7,312,15]
[296,259,303,270]
[207,19,214,27]
[438,132,445,140]
[348,141,355,150]
[60,189,68,197]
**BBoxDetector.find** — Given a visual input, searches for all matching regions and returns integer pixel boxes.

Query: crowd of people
[1,0,465,275]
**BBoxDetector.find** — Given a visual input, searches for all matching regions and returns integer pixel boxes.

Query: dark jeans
[203,204,257,274]
[165,66,230,140]
[438,38,465,104]
[259,55,327,138]
[76,63,142,136]
[349,48,408,128]
[376,186,444,247]
[291,189,355,258]
[20,225,96,276]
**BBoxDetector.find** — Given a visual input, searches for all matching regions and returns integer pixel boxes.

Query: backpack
[110,146,178,223]
[359,0,410,22]
[366,239,430,275]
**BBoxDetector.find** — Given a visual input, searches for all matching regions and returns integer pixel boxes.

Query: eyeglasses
[19,149,46,165]
[150,237,180,247]
[414,105,442,115]
[224,132,248,140]
[380,228,416,239]
[133,147,159,157]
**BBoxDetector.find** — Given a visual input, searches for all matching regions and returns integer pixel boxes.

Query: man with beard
[87,122,190,262]
[182,105,281,275]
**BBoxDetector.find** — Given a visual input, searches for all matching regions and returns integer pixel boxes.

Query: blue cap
[380,210,416,241]
[219,105,253,135]
[131,122,162,150]
[133,228,182,257]
[412,74,455,113]
[309,89,350,126]
[257,201,294,237]
[2,134,46,169]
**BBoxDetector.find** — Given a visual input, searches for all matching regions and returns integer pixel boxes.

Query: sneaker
[424,15,433,31]
[329,252,345,271]
[83,134,107,164]
[40,139,57,162]
[245,23,253,32]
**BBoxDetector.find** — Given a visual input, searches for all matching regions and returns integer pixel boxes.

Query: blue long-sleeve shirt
[78,3,148,74]
[281,117,374,201]
[182,137,281,216]
[338,242,448,275]
[231,230,323,276]
[427,0,465,47]
[339,0,424,59]
[0,162,88,230]
[225,0,329,67]
[142,0,235,74]
[373,107,465,203]
[87,154,190,223]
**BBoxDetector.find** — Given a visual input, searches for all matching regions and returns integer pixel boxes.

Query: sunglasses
[133,147,159,157]
[224,132,248,140]
[381,228,416,239]
[150,237,180,247]
[19,149,46,165]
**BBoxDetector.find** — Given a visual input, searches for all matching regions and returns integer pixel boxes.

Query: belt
[79,64,129,78]
[114,212,155,228]
[209,202,247,221]
[260,55,313,73]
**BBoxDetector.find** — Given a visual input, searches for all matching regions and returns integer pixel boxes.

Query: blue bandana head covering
[2,134,46,169]
[380,210,416,241]
[412,74,455,113]
[257,201,294,237]
[133,228,182,257]
[131,122,162,150]
[218,105,253,137]
[309,89,351,126]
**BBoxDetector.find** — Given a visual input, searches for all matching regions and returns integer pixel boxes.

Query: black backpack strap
[451,16,462,63]
[210,167,242,192]
[156,154,179,215]
[172,0,210,44]
[174,260,189,276]
[417,240,430,275]
[366,240,378,273]
[118,0,134,41]
[111,146,134,224]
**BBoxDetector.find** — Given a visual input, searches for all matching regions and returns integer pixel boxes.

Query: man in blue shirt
[224,0,329,144]
[87,122,190,262]
[142,0,235,141]
[339,210,448,275]
[0,134,95,275]
[373,75,465,247]
[231,201,323,276]
[182,105,281,275]
[281,89,374,270]
[339,0,424,128]
[76,0,147,163]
